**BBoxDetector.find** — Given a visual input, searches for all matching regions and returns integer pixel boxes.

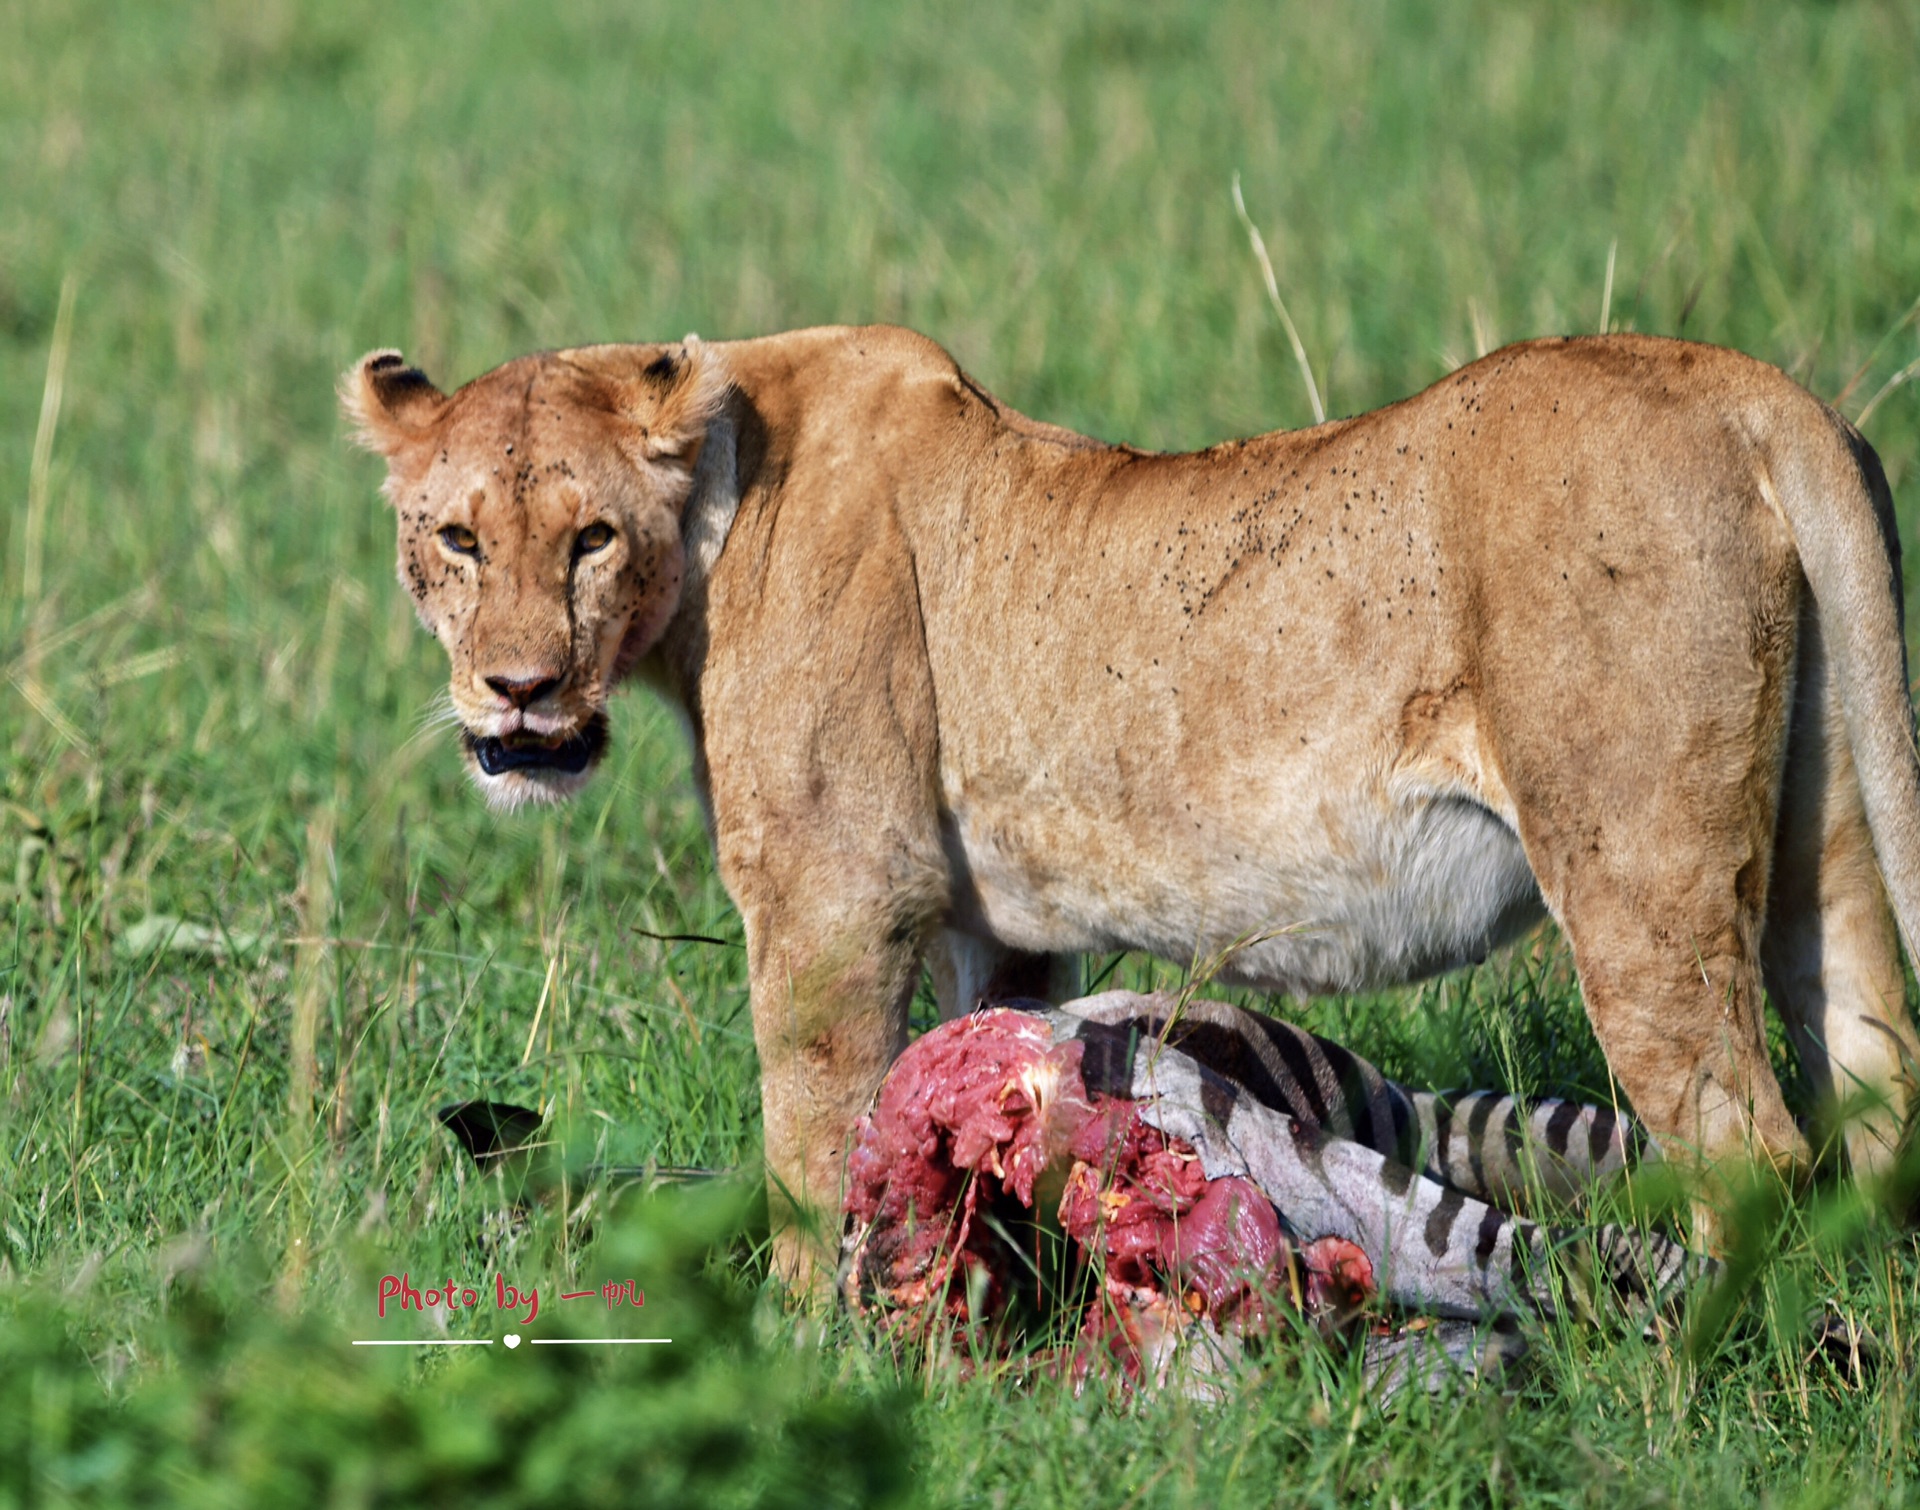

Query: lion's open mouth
[462,713,609,777]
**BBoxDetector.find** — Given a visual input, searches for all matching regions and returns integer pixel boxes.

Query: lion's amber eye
[575,522,616,555]
[439,524,480,557]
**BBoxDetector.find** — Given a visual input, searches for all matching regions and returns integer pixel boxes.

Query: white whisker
[414,689,463,732]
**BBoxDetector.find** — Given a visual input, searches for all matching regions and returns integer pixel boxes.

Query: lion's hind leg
[1496,693,1809,1210]
[1539,846,1808,1236]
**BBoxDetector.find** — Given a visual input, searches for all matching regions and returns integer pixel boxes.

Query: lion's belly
[944,786,1546,997]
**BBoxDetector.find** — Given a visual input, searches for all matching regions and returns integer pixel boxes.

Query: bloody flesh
[842,1008,1363,1373]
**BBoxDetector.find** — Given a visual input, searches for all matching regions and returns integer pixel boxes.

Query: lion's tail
[1769,404,1920,967]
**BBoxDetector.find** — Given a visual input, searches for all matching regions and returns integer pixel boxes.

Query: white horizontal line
[530,1338,673,1345]
[351,1339,494,1346]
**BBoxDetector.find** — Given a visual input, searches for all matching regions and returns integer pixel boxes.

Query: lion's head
[343,340,727,807]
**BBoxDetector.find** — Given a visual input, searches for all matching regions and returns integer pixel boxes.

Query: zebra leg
[1361,1318,1530,1400]
[1411,1089,1646,1211]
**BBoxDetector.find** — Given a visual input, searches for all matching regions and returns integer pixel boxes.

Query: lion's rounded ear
[614,338,730,474]
[341,349,447,457]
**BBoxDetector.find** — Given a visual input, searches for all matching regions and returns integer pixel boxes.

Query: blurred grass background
[5,0,1920,1503]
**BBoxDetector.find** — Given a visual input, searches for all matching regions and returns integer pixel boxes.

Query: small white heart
[503,1333,522,1349]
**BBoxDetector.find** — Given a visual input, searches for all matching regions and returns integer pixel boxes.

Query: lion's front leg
[742,885,938,1301]
[692,491,948,1299]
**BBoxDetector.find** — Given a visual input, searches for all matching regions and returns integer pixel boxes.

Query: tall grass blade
[1598,238,1617,335]
[21,273,77,620]
[1232,174,1324,425]
[280,808,335,1305]
[1854,356,1920,429]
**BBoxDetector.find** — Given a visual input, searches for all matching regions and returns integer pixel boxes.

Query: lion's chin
[460,712,609,810]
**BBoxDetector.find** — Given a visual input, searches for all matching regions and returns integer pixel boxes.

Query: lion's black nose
[485,673,563,708]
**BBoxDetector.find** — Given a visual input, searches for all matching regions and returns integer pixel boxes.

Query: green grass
[5,0,1920,1503]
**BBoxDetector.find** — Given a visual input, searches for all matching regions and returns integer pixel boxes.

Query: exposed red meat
[1058,1122,1286,1306]
[1177,1176,1290,1312]
[843,1009,1310,1380]
[843,1009,1096,1327]
[1300,1235,1376,1316]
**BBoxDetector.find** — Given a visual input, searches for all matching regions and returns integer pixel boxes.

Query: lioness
[345,326,1920,1289]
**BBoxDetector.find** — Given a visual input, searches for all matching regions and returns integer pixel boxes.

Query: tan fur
[346,327,1920,1291]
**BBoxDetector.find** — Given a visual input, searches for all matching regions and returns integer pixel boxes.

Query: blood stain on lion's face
[341,341,727,809]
